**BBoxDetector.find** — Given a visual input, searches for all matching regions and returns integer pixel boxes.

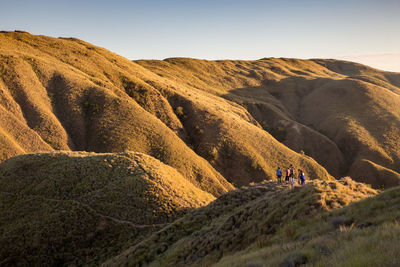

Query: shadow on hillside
[220,76,335,131]
[220,77,349,178]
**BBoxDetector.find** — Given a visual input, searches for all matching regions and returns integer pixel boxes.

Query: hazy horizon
[2,0,399,72]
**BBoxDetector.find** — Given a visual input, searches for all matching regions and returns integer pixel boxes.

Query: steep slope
[0,31,233,196]
[137,58,400,187]
[0,151,215,266]
[0,31,333,189]
[103,178,377,266]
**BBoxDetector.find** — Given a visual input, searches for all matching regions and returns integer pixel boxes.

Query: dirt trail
[0,191,169,229]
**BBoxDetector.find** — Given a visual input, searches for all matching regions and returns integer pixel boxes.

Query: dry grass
[0,31,233,197]
[1,31,400,266]
[214,185,400,267]
[137,57,400,187]
[0,151,215,265]
[0,31,338,190]
[214,222,400,267]
[3,31,399,189]
[103,178,377,266]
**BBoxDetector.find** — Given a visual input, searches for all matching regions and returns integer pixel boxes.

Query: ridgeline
[1,31,400,266]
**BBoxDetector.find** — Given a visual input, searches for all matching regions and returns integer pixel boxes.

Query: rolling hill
[1,31,399,188]
[0,31,234,196]
[1,30,400,265]
[0,151,380,266]
[0,151,215,266]
[136,57,400,187]
[0,31,336,190]
[103,178,378,266]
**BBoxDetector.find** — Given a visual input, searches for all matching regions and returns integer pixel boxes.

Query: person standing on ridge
[299,170,306,185]
[276,167,282,183]
[290,166,296,188]
[285,166,291,184]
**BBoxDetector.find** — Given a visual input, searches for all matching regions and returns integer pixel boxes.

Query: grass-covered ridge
[1,150,397,267]
[103,178,377,266]
[215,185,400,267]
[137,57,400,187]
[0,151,215,266]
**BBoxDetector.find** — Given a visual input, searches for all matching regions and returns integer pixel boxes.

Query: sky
[1,0,399,71]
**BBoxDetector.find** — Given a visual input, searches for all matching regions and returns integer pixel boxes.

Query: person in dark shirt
[276,167,282,183]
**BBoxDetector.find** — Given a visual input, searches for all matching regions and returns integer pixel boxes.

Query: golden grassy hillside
[0,31,334,189]
[0,31,233,196]
[1,30,399,265]
[0,151,215,266]
[103,178,377,266]
[137,57,400,187]
[215,184,400,267]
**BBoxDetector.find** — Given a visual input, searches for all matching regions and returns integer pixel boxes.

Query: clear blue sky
[1,0,399,69]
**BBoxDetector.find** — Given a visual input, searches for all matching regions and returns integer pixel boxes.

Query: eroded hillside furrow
[224,90,347,177]
[158,86,333,186]
[0,56,73,150]
[1,31,400,189]
[137,57,400,188]
[1,32,238,197]
[120,76,187,139]
[45,73,85,150]
[1,31,334,190]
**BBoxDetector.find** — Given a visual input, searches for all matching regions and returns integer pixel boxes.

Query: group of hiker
[275,165,306,188]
